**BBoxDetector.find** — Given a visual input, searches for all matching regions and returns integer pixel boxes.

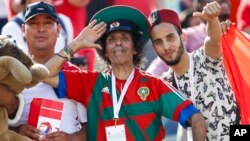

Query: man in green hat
[43,5,206,140]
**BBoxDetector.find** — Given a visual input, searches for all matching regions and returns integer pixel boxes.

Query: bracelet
[63,48,71,60]
[64,47,74,56]
[62,47,74,60]
[55,53,68,60]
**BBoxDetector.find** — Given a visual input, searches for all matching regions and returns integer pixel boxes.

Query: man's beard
[161,41,185,66]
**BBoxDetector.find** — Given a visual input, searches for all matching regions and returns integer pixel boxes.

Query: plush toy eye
[6,35,16,43]
[6,35,12,38]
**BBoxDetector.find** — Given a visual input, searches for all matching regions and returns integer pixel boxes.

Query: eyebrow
[166,33,175,37]
[152,32,175,41]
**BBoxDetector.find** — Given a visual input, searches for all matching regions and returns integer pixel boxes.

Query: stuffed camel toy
[0,35,49,141]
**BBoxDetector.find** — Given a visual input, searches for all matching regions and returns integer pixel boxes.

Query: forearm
[43,54,65,87]
[189,113,207,141]
[199,1,222,59]
[205,17,222,59]
[44,19,106,85]
[207,17,222,46]
[44,40,81,87]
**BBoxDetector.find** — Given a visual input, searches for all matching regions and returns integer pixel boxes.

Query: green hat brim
[90,5,150,44]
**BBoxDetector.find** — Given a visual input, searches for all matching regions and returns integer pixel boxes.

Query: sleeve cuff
[178,104,200,128]
[8,94,24,125]
[54,71,67,98]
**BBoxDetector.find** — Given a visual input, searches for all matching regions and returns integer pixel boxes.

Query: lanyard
[111,69,135,119]
[174,53,196,106]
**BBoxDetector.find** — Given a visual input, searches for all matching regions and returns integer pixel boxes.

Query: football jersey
[58,69,197,140]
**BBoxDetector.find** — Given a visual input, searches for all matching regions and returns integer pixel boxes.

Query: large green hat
[90,5,150,44]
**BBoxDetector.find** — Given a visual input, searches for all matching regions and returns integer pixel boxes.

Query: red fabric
[236,0,250,30]
[230,0,240,23]
[55,0,95,71]
[172,100,192,121]
[54,0,87,37]
[62,61,80,71]
[149,9,182,31]
[5,0,17,21]
[63,69,190,140]
[222,26,250,124]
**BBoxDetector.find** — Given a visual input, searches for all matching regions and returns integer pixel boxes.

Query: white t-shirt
[11,82,87,134]
[1,12,73,53]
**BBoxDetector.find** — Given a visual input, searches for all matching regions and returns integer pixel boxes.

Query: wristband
[63,47,74,60]
[55,53,68,60]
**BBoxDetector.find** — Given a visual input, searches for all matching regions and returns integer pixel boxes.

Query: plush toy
[0,35,49,141]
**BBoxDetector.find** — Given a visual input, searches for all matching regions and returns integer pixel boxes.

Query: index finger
[92,21,106,31]
[88,19,97,29]
[27,125,40,134]
[46,131,60,138]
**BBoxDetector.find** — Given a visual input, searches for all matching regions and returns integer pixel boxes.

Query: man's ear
[21,24,26,38]
[57,24,62,37]
[180,32,187,43]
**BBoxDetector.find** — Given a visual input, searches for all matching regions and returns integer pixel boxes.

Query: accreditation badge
[105,124,126,141]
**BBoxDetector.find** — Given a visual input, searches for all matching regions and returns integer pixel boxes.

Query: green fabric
[126,119,146,141]
[100,92,183,140]
[88,73,184,140]
[146,118,162,140]
[101,102,156,120]
[101,92,183,120]
[159,92,185,119]
[88,73,110,140]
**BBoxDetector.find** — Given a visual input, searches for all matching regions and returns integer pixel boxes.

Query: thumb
[193,11,209,21]
[193,12,203,18]
[91,43,102,50]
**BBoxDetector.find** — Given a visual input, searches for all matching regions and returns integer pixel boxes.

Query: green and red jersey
[57,68,198,141]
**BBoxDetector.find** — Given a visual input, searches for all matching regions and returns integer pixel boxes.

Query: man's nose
[115,38,122,45]
[38,24,45,32]
[163,40,171,50]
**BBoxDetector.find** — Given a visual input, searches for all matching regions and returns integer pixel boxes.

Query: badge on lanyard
[105,124,126,141]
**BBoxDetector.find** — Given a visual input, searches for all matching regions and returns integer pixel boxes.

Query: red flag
[222,26,250,124]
